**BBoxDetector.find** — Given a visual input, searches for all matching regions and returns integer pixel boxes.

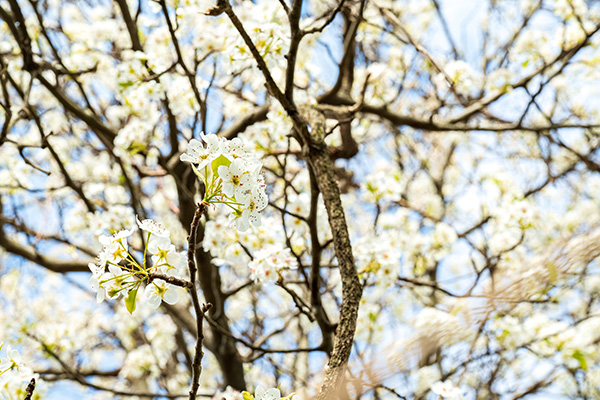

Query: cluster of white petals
[180,134,268,231]
[248,245,298,283]
[0,343,32,378]
[212,386,243,400]
[242,385,295,400]
[431,380,463,399]
[0,342,34,396]
[88,218,185,312]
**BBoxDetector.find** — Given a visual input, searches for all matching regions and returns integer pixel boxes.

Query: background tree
[1,0,600,399]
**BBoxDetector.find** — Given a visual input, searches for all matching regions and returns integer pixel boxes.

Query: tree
[1,0,600,398]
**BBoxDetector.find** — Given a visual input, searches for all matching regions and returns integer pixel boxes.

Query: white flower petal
[163,287,179,305]
[180,153,198,163]
[137,216,170,237]
[96,287,106,304]
[108,265,123,276]
[148,294,162,309]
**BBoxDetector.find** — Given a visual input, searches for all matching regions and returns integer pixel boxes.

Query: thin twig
[302,0,347,36]
[148,273,193,288]
[24,378,35,400]
[187,202,210,400]
[36,340,190,398]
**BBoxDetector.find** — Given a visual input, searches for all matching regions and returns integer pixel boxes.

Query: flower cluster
[220,2,289,75]
[431,380,463,399]
[180,133,268,232]
[0,342,34,397]
[242,385,295,400]
[248,245,298,283]
[88,217,186,313]
[211,385,295,400]
[212,386,243,400]
[0,343,32,378]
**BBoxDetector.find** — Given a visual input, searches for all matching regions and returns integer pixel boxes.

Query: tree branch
[23,378,35,400]
[186,203,209,400]
[217,4,363,397]
[0,224,91,273]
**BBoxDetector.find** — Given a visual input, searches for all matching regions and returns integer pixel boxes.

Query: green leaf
[118,81,135,89]
[211,154,231,178]
[128,141,147,155]
[572,349,587,370]
[125,287,138,314]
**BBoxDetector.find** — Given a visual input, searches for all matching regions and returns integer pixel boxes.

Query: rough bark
[300,106,363,400]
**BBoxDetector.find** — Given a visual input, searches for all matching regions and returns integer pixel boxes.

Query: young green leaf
[211,154,231,178]
[125,287,138,314]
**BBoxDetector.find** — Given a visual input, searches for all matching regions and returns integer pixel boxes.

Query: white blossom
[180,133,225,169]
[136,216,170,238]
[431,380,463,399]
[249,245,298,282]
[145,281,180,309]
